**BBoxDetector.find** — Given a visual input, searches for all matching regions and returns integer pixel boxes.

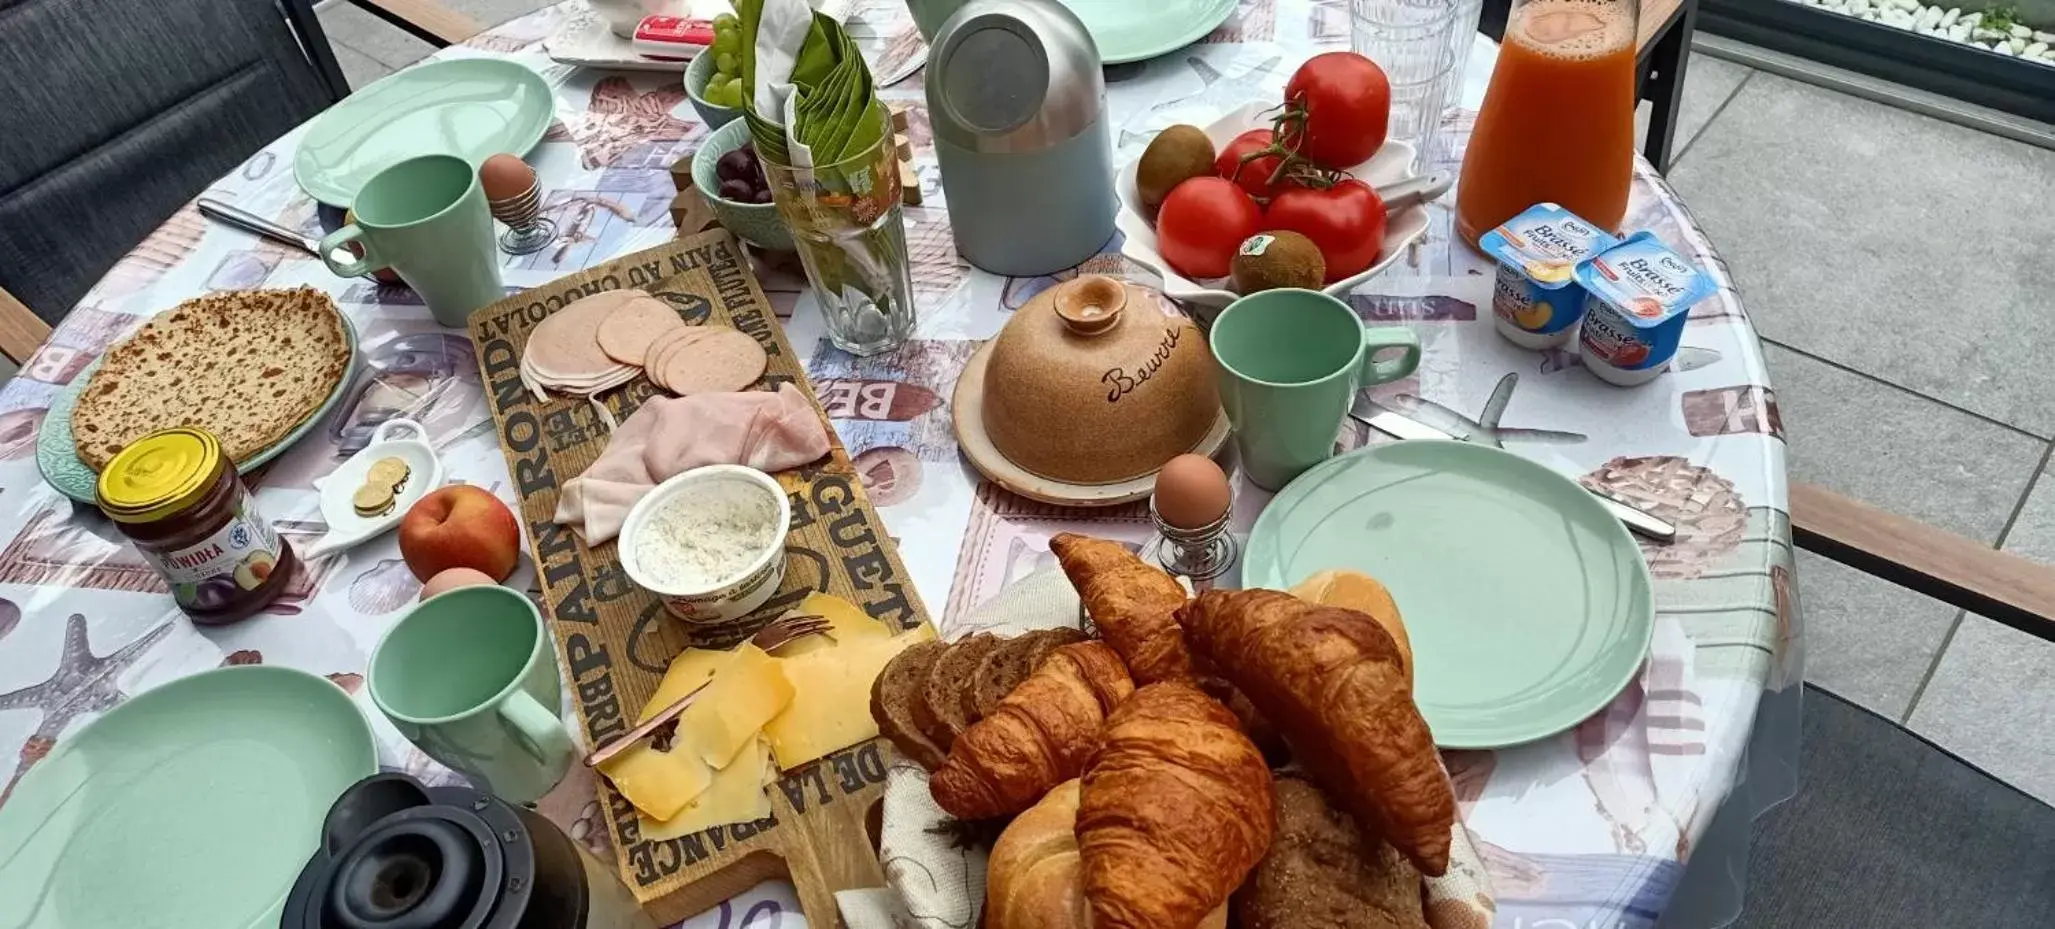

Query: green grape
[716,52,738,74]
[711,31,739,57]
[713,12,738,30]
[711,79,741,108]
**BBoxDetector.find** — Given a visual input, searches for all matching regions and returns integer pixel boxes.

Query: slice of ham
[597,294,686,366]
[662,328,768,396]
[553,383,831,544]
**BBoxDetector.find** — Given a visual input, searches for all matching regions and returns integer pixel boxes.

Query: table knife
[197,197,323,256]
[1348,405,1679,544]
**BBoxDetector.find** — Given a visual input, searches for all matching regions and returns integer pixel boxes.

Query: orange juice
[1456,0,1639,247]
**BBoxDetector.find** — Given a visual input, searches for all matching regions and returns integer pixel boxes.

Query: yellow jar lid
[95,428,222,523]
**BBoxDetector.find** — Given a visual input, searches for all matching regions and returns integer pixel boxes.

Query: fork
[582,612,830,768]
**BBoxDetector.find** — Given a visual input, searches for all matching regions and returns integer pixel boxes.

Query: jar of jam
[95,427,296,623]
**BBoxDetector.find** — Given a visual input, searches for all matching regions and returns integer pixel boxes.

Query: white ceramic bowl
[1114,102,1440,311]
[619,465,791,626]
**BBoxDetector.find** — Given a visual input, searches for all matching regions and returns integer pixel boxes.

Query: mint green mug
[320,154,504,328]
[369,585,574,804]
[1211,288,1423,490]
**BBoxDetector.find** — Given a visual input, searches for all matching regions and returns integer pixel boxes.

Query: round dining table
[0,0,1803,926]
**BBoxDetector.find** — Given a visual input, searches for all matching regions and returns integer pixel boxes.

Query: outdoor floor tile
[1996,462,2055,566]
[441,0,560,30]
[1763,343,2046,543]
[1906,614,2055,805]
[1670,72,2055,436]
[333,43,394,90]
[319,3,436,68]
[1796,551,1959,721]
[1667,53,1752,160]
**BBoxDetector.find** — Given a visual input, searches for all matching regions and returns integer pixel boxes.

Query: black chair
[0,0,477,362]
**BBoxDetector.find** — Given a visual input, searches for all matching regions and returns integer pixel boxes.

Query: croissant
[1077,682,1274,929]
[929,641,1134,820]
[1050,533,1192,684]
[1178,589,1456,876]
[986,780,1229,929]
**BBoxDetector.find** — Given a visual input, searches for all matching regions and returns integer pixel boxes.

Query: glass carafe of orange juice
[1456,0,1638,247]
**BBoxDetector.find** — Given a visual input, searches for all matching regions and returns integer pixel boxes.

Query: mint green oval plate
[294,58,554,206]
[1061,0,1237,64]
[1244,440,1655,749]
[0,666,376,929]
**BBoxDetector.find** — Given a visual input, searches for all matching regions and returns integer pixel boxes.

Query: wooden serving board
[468,229,932,926]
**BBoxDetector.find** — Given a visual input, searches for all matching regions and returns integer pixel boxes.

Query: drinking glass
[1350,0,1461,165]
[759,108,918,356]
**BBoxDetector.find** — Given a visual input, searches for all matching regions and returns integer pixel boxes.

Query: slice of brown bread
[916,633,1001,753]
[870,638,949,770]
[967,627,1090,722]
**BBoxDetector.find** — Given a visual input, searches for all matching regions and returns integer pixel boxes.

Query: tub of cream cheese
[1478,203,1619,350]
[619,465,791,626]
[1575,232,1716,386]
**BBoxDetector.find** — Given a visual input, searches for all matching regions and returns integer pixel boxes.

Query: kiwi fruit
[1232,231,1325,293]
[1136,125,1216,209]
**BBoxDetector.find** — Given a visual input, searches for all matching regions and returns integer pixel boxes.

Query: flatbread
[72,287,350,471]
[596,293,685,366]
[661,328,768,396]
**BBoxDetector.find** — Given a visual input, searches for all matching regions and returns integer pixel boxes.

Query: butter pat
[1477,203,1618,350]
[1575,232,1715,386]
[638,737,777,840]
[765,624,937,769]
[678,643,794,769]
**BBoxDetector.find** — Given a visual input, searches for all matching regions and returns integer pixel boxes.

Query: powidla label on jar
[146,501,285,609]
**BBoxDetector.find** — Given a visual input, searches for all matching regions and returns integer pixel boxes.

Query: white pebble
[1940,6,1960,26]
[1974,26,2005,39]
[1916,6,1939,27]
[2010,23,2032,37]
[1850,0,1868,12]
[1993,41,2014,54]
[2036,30,2055,43]
[1949,21,1972,39]
[1962,10,1981,25]
[2026,40,2050,57]
[2009,35,2028,51]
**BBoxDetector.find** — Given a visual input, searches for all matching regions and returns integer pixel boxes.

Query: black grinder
[282,774,654,929]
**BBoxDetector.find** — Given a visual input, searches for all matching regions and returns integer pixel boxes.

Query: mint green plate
[0,666,377,929]
[1244,440,1655,749]
[294,58,555,206]
[1061,0,1238,64]
[36,313,359,505]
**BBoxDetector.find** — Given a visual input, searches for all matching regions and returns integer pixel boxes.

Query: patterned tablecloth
[0,1,1803,926]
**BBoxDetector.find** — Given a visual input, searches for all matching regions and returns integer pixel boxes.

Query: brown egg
[420,566,498,601]
[479,154,535,201]
[1153,453,1231,530]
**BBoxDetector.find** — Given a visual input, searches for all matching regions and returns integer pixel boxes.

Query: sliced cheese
[638,737,776,840]
[764,624,937,769]
[639,646,738,721]
[597,742,713,823]
[678,643,794,769]
[771,592,893,657]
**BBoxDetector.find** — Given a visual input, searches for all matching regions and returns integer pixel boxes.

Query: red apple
[399,485,522,582]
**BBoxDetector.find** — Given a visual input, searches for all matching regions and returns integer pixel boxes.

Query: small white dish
[545,1,683,72]
[618,465,791,626]
[304,419,444,561]
[1114,102,1449,311]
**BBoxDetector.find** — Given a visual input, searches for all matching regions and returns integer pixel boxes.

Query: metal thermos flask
[925,0,1116,277]
[282,774,655,929]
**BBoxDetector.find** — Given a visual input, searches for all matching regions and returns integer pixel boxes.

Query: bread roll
[1290,569,1413,685]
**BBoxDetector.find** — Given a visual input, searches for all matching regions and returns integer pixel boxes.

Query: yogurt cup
[1575,232,1716,386]
[619,465,791,626]
[1477,203,1619,350]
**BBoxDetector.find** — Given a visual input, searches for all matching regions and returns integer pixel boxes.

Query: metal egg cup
[1144,496,1239,584]
[487,180,558,256]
